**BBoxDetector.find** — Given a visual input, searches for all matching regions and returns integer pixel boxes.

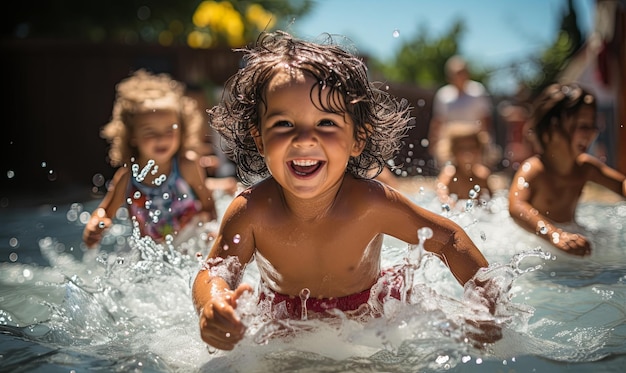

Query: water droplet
[233,234,241,244]
[418,227,433,241]
[91,173,105,187]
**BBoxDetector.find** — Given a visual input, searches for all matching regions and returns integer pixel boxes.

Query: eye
[318,119,337,127]
[141,131,157,139]
[273,120,293,128]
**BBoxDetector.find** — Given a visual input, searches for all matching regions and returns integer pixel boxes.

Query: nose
[293,127,317,148]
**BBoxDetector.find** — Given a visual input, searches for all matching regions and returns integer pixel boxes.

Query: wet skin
[193,69,495,350]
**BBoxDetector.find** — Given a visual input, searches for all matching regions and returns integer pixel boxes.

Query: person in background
[436,123,494,208]
[83,69,218,248]
[192,31,501,351]
[428,55,495,169]
[508,82,626,256]
[498,84,535,173]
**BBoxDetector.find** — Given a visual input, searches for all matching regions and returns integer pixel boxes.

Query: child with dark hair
[192,31,499,351]
[509,82,626,256]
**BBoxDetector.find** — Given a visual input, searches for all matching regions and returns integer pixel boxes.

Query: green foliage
[371,0,585,97]
[371,20,491,90]
[4,0,313,46]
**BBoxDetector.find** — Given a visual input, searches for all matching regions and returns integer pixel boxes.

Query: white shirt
[432,80,492,125]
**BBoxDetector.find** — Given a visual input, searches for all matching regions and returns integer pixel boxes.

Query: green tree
[490,0,585,97]
[371,19,488,90]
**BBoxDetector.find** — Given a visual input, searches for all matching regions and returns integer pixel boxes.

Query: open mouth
[289,159,324,177]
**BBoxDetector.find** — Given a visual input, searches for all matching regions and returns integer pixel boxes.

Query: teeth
[292,160,319,166]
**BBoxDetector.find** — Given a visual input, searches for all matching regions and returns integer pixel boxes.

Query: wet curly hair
[528,82,596,153]
[209,31,413,185]
[101,69,204,167]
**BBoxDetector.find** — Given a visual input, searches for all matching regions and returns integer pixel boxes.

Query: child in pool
[508,83,626,256]
[83,69,218,248]
[436,122,494,207]
[192,31,499,350]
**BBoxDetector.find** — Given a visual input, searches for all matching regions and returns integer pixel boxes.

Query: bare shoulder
[515,156,543,178]
[223,178,278,217]
[439,164,456,178]
[346,177,409,206]
[177,153,203,179]
[472,163,492,180]
[346,177,387,194]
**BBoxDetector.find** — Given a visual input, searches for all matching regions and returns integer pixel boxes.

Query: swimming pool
[1,180,625,372]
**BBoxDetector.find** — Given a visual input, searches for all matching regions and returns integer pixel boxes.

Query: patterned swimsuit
[127,158,201,241]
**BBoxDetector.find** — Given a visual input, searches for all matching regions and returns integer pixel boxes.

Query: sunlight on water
[0,188,625,372]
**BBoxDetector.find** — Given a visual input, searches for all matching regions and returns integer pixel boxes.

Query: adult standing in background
[428,55,495,169]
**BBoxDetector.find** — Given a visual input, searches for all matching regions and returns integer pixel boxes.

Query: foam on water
[1,189,625,372]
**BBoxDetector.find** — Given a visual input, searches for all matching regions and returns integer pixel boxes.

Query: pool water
[1,184,625,372]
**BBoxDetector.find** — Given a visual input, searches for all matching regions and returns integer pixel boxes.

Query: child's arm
[581,153,626,197]
[508,159,591,256]
[377,184,488,285]
[192,193,256,350]
[192,269,253,350]
[436,164,456,205]
[83,168,130,248]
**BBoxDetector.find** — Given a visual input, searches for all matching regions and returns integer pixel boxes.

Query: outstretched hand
[198,283,254,351]
[83,209,112,248]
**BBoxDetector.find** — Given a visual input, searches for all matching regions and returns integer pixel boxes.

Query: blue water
[1,185,625,372]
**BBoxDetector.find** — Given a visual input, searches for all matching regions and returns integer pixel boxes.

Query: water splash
[2,195,625,372]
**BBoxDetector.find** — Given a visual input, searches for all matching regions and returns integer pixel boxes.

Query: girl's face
[131,110,181,166]
[567,105,598,157]
[255,70,364,199]
[544,105,597,159]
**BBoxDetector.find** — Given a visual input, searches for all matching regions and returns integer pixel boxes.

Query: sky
[289,0,596,94]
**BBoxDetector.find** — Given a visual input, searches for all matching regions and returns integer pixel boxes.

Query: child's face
[254,70,364,198]
[131,110,181,166]
[452,136,481,166]
[567,105,598,157]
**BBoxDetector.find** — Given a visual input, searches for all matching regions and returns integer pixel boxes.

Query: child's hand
[462,277,504,346]
[198,284,253,350]
[554,231,591,256]
[83,208,112,248]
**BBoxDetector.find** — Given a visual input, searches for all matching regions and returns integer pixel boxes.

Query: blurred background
[2,0,624,206]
